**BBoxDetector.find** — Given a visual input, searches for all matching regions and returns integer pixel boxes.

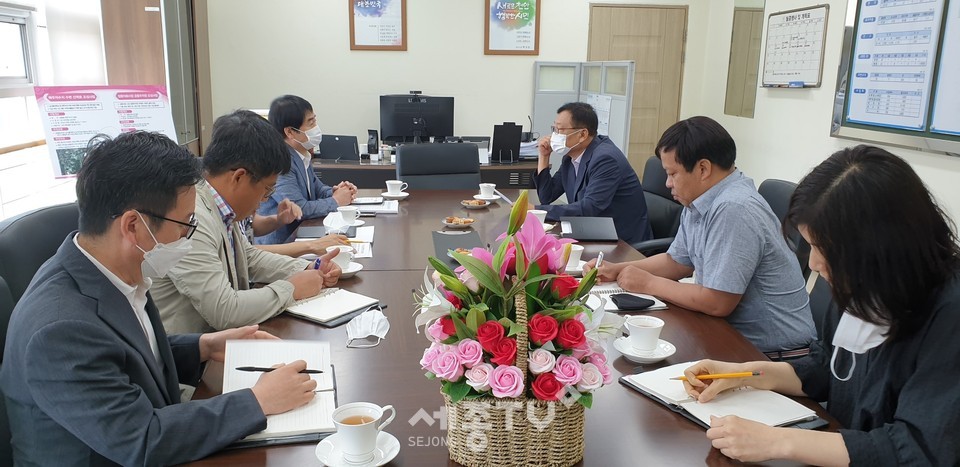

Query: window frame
[0,4,37,97]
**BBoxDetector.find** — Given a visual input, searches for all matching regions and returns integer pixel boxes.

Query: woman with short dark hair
[681,145,960,466]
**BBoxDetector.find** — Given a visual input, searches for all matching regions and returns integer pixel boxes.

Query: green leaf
[439,275,470,296]
[577,392,593,409]
[573,267,598,300]
[428,256,458,279]
[466,307,486,332]
[450,251,506,296]
[443,380,472,404]
[451,314,474,340]
[499,317,515,329]
[507,320,524,338]
[425,372,436,379]
[507,190,530,235]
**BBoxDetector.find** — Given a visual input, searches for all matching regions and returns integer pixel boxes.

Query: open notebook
[590,283,668,311]
[620,362,817,429]
[285,288,380,327]
[223,340,337,445]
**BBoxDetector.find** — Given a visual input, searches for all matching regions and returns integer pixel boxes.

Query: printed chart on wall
[485,0,539,55]
[930,0,960,136]
[34,85,178,177]
[762,5,829,87]
[845,0,946,131]
[350,0,406,50]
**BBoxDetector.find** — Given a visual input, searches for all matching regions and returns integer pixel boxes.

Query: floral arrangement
[415,191,622,408]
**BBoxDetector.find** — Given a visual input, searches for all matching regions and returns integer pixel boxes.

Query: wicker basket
[444,295,586,467]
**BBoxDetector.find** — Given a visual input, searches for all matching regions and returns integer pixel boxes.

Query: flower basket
[443,294,585,467]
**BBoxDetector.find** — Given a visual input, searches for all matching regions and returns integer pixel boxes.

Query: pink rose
[552,355,583,386]
[420,343,442,371]
[489,365,524,398]
[456,339,484,368]
[576,362,603,392]
[588,352,608,366]
[431,347,464,382]
[460,269,480,293]
[427,319,450,343]
[572,338,602,360]
[465,363,493,392]
[527,348,557,375]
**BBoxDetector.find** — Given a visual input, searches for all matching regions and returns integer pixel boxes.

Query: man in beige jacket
[153,110,341,334]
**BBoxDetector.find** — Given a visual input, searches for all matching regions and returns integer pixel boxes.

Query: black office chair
[0,202,80,303]
[758,179,811,280]
[631,156,683,256]
[317,134,360,160]
[396,143,481,190]
[808,274,835,339]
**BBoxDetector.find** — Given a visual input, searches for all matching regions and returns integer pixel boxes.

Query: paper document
[352,242,373,258]
[353,226,375,243]
[286,288,380,324]
[358,200,399,214]
[223,340,337,441]
[590,283,667,311]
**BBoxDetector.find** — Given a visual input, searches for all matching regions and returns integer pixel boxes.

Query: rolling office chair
[758,179,812,280]
[396,143,481,190]
[0,277,13,465]
[808,273,835,339]
[631,156,683,256]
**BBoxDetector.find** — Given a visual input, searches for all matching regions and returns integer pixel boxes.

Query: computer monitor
[380,94,454,145]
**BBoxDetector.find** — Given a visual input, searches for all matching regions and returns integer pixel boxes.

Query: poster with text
[350,0,406,50]
[34,85,178,177]
[485,0,540,55]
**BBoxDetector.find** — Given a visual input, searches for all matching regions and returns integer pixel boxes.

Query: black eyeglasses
[139,211,199,239]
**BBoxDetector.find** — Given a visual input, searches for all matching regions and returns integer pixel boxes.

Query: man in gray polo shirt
[587,116,815,356]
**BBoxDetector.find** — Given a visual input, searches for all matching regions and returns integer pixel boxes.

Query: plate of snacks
[443,216,475,229]
[461,199,490,210]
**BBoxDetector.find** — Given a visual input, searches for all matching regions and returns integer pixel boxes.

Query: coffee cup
[625,315,664,353]
[337,206,358,224]
[568,244,584,266]
[479,183,496,197]
[529,209,547,224]
[326,245,354,269]
[385,180,408,195]
[332,402,396,464]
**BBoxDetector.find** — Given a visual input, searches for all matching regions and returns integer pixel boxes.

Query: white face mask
[295,125,323,151]
[550,131,582,158]
[830,312,889,381]
[135,212,193,278]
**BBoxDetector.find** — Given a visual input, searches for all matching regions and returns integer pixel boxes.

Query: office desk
[190,190,836,466]
[313,159,538,189]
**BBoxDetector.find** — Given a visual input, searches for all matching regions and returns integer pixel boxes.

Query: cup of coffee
[332,402,396,464]
[568,244,584,266]
[385,180,408,195]
[529,209,547,224]
[479,183,496,197]
[337,206,359,224]
[326,245,354,269]
[625,315,664,353]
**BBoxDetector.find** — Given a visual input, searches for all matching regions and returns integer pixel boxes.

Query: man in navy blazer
[0,132,317,466]
[256,95,358,245]
[533,102,653,245]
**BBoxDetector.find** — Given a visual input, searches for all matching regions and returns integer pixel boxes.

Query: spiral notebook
[285,288,380,326]
[590,283,668,311]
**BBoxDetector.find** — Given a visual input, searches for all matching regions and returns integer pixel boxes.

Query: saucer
[473,194,500,201]
[442,218,475,230]
[565,260,587,277]
[542,222,555,231]
[614,337,676,364]
[323,213,365,228]
[338,261,364,279]
[461,200,491,210]
[381,191,410,200]
[316,431,400,467]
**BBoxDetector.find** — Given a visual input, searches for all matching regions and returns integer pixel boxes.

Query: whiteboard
[930,0,960,136]
[762,4,830,87]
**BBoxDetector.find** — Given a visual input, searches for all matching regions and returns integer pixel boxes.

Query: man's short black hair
[655,116,736,172]
[557,102,599,136]
[76,131,201,236]
[269,95,313,136]
[203,110,291,180]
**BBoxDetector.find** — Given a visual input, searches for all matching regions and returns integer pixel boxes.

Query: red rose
[550,274,579,300]
[527,313,559,346]
[439,316,456,337]
[490,337,517,366]
[532,372,564,401]
[476,320,505,352]
[556,319,586,349]
[441,288,462,310]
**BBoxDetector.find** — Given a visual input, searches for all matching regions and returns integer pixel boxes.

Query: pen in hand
[670,371,762,381]
[313,258,322,270]
[236,366,324,374]
[595,251,605,269]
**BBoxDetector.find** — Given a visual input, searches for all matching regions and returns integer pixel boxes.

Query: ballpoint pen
[595,251,605,269]
[313,258,322,270]
[236,366,325,374]
[670,371,762,381]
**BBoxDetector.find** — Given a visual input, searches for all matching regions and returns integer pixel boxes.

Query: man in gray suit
[0,132,318,465]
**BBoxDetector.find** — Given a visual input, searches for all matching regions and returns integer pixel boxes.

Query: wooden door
[101,0,165,85]
[725,8,764,118]
[588,5,687,174]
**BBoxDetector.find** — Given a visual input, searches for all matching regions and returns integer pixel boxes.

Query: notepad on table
[223,340,337,444]
[590,283,668,311]
[620,361,816,429]
[285,288,380,326]
[357,200,399,214]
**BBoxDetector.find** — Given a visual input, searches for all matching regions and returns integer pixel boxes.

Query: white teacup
[337,206,358,224]
[529,209,547,224]
[332,402,396,464]
[479,183,496,197]
[625,315,664,353]
[326,245,354,269]
[386,180,408,195]
[568,244,584,266]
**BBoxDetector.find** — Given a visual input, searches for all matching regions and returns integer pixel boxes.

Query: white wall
[42,0,106,85]
[206,0,960,222]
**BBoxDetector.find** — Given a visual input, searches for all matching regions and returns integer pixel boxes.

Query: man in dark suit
[533,102,653,244]
[0,131,317,465]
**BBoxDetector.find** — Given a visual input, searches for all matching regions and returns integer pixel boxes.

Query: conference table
[313,159,539,190]
[189,190,836,466]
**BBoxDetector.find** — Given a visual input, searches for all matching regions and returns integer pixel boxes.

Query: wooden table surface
[189,190,835,466]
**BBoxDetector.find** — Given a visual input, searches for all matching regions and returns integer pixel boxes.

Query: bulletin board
[761,4,829,87]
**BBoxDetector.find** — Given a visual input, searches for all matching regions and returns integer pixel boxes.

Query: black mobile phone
[790,417,829,430]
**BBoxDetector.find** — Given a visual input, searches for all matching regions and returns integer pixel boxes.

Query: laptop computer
[559,216,619,241]
[317,135,359,160]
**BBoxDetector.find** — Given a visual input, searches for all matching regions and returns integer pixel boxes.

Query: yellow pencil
[347,239,366,243]
[670,371,762,381]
